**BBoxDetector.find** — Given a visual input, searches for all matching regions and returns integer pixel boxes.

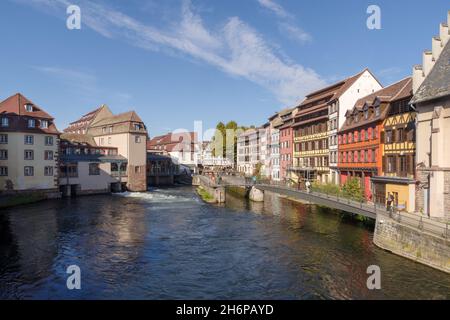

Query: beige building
[411,11,450,219]
[64,105,148,192]
[59,134,127,196]
[0,93,60,196]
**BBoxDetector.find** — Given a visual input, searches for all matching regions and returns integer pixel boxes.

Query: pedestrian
[305,180,311,193]
[386,192,393,212]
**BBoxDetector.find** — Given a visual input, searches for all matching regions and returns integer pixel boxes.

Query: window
[108,126,113,133]
[385,130,393,143]
[40,120,48,129]
[24,135,34,145]
[0,134,7,144]
[24,166,34,176]
[0,150,7,160]
[1,117,9,127]
[135,166,141,174]
[44,150,54,160]
[398,128,405,142]
[102,127,107,134]
[0,166,7,176]
[24,150,34,160]
[28,119,36,128]
[134,123,142,131]
[364,110,369,120]
[387,156,396,173]
[45,136,54,146]
[25,104,33,112]
[399,155,407,173]
[108,137,112,145]
[44,166,54,176]
[375,106,380,117]
[135,135,142,143]
[89,163,100,175]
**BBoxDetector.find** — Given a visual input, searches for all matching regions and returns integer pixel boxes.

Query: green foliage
[253,162,263,179]
[211,121,251,165]
[311,182,341,196]
[342,178,364,202]
[196,187,215,203]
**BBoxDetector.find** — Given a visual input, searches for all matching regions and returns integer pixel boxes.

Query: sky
[0,0,448,138]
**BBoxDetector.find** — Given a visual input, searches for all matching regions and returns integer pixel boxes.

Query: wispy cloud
[257,0,291,19]
[32,65,99,96]
[13,0,325,105]
[257,0,312,45]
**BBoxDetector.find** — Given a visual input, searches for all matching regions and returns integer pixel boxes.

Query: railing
[214,174,450,238]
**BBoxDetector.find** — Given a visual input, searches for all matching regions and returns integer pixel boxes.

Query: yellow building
[0,93,60,196]
[372,79,416,212]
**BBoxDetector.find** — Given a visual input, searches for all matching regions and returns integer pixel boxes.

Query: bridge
[217,175,379,219]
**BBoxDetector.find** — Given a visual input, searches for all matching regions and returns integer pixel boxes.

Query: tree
[342,177,364,201]
[253,162,263,179]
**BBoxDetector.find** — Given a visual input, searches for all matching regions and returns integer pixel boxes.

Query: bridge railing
[200,174,450,238]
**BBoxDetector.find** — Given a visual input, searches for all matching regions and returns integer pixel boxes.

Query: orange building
[338,78,412,201]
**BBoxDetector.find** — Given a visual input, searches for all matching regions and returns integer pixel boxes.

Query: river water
[0,187,448,299]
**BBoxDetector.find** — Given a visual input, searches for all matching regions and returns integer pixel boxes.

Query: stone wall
[444,172,450,218]
[374,216,450,273]
[127,165,147,192]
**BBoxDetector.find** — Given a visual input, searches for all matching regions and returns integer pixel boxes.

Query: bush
[342,178,364,202]
[311,182,341,196]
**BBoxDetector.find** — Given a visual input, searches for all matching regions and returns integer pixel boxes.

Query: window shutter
[380,131,385,143]
[382,156,386,173]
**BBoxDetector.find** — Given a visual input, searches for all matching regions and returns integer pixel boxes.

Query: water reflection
[0,187,449,299]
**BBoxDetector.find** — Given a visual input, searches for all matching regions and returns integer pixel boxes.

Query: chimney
[412,65,424,94]
[439,23,449,46]
[432,36,443,60]
[422,50,433,77]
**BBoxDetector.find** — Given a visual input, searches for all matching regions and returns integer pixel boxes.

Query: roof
[298,69,379,108]
[0,93,59,134]
[60,154,127,163]
[147,132,198,152]
[91,111,144,127]
[411,40,450,104]
[0,93,54,119]
[60,133,98,146]
[340,77,413,132]
[354,77,412,109]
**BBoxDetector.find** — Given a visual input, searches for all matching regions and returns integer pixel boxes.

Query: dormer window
[41,120,48,129]
[364,109,369,120]
[375,106,380,117]
[134,123,142,131]
[1,117,8,127]
[25,104,33,112]
[28,119,36,128]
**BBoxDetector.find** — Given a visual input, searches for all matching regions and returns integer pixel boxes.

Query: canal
[0,186,449,299]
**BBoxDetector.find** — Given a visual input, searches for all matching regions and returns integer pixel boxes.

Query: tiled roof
[411,40,450,104]
[60,133,98,146]
[91,111,144,127]
[354,77,412,109]
[0,93,54,119]
[340,77,413,132]
[0,93,59,134]
[299,68,378,108]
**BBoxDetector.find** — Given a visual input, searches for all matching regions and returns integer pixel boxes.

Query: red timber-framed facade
[338,77,413,202]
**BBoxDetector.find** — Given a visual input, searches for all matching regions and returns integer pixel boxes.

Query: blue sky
[0,0,448,138]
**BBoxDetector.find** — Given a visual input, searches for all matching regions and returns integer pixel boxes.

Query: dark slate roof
[60,154,127,163]
[411,40,450,104]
